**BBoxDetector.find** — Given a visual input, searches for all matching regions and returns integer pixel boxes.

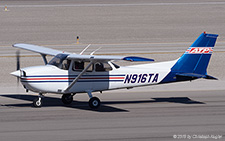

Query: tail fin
[172,32,218,79]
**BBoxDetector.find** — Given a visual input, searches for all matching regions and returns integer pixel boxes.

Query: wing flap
[67,54,154,62]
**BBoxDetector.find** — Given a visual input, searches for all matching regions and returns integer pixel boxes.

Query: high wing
[13,43,154,62]
[13,43,69,56]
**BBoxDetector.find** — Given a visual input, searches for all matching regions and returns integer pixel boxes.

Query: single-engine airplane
[11,32,218,109]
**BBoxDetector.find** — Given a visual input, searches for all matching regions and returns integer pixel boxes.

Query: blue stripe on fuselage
[21,80,124,83]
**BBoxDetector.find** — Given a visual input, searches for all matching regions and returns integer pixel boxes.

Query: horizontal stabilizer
[176,73,218,81]
[204,75,218,80]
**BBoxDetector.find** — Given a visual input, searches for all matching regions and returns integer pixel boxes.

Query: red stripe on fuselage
[22,77,124,81]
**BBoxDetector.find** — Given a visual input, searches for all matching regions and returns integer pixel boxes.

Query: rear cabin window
[95,62,112,72]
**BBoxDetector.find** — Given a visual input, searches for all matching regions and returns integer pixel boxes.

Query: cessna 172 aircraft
[11,32,218,109]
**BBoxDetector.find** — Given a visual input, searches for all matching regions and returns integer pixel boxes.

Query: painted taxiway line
[1,2,225,8]
[1,40,225,48]
[0,42,191,48]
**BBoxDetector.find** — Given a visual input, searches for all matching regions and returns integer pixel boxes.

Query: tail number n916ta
[124,73,159,84]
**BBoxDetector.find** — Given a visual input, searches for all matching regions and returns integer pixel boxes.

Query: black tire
[33,97,42,108]
[89,97,101,109]
[61,94,73,105]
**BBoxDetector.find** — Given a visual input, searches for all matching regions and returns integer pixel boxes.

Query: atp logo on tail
[185,47,213,54]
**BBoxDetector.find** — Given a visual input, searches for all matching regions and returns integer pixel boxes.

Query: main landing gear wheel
[33,97,42,108]
[61,94,73,105]
[89,97,101,109]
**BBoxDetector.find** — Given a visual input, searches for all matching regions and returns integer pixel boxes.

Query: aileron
[13,43,68,56]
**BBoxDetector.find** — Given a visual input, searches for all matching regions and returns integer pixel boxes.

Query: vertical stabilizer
[160,32,218,83]
[172,32,218,75]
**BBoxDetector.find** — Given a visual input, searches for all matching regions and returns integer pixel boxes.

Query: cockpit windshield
[48,54,69,69]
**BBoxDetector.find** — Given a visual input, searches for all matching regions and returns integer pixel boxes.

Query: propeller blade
[16,50,20,70]
[17,74,20,85]
[16,50,20,85]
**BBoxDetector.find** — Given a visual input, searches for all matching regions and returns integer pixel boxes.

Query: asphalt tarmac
[0,0,225,140]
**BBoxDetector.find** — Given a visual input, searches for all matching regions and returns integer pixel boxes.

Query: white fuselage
[20,60,177,94]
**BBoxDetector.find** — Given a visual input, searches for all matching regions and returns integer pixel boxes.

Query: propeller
[16,50,20,71]
[16,50,20,84]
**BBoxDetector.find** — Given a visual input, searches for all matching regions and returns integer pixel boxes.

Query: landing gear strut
[87,91,101,109]
[33,93,43,107]
[61,94,74,105]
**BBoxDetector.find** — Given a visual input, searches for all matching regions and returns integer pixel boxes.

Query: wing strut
[64,60,94,92]
[41,54,48,65]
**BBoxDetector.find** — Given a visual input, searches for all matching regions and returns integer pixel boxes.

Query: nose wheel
[33,93,43,107]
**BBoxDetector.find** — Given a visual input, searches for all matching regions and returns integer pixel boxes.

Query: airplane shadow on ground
[0,94,205,112]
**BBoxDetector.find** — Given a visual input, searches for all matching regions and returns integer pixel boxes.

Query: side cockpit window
[72,61,93,72]
[61,59,71,70]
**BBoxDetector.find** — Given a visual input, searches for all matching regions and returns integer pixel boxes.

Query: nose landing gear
[33,93,43,108]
